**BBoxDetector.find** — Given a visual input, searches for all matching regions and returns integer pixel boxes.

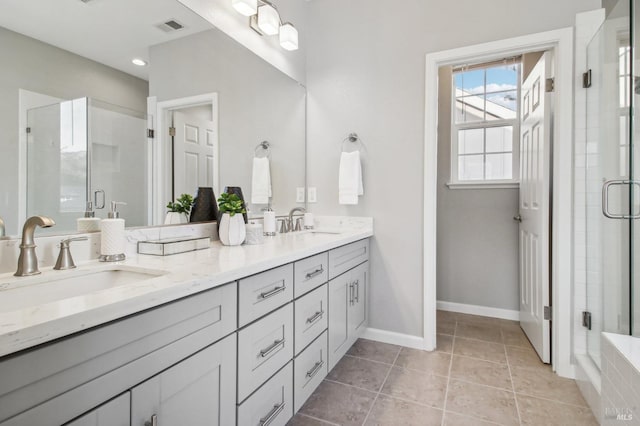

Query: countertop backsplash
[0,216,373,275]
[0,222,218,274]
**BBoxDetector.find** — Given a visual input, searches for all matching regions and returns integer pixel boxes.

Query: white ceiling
[0,0,213,80]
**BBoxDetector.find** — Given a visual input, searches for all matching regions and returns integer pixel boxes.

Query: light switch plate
[296,187,305,203]
[307,187,317,203]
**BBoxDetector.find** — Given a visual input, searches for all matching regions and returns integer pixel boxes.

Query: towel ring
[341,133,365,153]
[254,141,271,158]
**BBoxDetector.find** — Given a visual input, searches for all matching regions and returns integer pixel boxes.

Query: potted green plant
[165,193,194,225]
[217,193,247,245]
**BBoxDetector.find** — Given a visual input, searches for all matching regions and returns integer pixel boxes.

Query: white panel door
[172,110,215,197]
[518,51,552,363]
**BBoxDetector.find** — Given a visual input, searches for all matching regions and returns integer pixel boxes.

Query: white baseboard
[437,300,520,321]
[361,327,425,350]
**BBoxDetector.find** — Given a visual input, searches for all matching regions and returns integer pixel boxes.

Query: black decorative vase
[190,187,219,223]
[217,186,248,229]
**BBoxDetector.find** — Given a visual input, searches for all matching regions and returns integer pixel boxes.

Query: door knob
[513,214,522,222]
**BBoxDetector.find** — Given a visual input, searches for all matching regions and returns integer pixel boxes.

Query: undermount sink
[0,266,167,313]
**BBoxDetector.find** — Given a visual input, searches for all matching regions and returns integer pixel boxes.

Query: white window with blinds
[449,58,521,188]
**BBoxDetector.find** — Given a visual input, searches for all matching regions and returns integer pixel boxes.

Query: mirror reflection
[0,0,306,237]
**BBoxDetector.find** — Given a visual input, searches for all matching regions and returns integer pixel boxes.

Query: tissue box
[137,237,210,256]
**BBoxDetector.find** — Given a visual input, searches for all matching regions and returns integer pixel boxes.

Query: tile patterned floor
[288,310,598,426]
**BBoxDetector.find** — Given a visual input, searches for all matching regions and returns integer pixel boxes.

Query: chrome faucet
[15,215,55,276]
[0,216,5,238]
[288,207,306,233]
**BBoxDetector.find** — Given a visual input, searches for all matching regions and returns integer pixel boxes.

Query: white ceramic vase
[219,213,246,246]
[164,212,188,225]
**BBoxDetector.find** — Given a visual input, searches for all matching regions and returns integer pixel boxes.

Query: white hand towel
[338,151,363,205]
[251,157,272,204]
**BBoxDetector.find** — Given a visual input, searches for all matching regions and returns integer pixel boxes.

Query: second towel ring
[341,133,365,153]
[254,141,271,158]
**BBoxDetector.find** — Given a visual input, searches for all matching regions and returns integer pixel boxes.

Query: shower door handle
[601,179,640,219]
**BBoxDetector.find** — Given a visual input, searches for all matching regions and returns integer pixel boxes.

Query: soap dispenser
[77,201,101,232]
[100,201,126,262]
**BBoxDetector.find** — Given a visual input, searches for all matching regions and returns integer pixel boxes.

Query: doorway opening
[147,93,219,225]
[423,28,575,377]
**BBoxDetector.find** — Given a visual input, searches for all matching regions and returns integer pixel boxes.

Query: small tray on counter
[137,236,210,256]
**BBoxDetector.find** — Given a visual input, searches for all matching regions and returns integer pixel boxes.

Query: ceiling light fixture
[132,58,147,66]
[232,0,298,51]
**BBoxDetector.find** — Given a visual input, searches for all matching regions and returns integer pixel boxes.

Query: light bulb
[257,3,280,36]
[279,22,298,51]
[232,0,257,16]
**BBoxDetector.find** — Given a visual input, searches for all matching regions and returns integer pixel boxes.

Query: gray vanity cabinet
[131,333,237,426]
[65,393,130,426]
[328,240,369,371]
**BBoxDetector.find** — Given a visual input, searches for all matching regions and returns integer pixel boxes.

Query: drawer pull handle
[306,310,324,325]
[306,360,325,379]
[144,414,158,426]
[260,338,285,357]
[260,285,286,299]
[349,282,355,305]
[260,401,286,425]
[305,267,324,279]
[354,279,360,303]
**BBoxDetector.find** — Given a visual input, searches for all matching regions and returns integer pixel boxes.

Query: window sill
[446,182,520,190]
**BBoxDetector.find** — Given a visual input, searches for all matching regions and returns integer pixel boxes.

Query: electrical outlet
[296,187,305,203]
[307,187,317,203]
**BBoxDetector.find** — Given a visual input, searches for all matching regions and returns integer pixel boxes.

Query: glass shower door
[585,0,632,368]
[26,98,88,233]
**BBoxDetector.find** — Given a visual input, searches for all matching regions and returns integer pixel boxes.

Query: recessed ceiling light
[132,58,147,67]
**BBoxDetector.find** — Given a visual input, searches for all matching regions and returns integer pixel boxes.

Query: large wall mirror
[0,0,306,237]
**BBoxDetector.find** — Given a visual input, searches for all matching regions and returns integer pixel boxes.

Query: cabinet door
[65,393,130,426]
[348,261,368,342]
[328,275,350,371]
[130,333,236,426]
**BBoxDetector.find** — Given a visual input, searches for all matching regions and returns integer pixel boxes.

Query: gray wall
[436,66,519,311]
[305,0,600,337]
[0,26,148,236]
[149,28,306,216]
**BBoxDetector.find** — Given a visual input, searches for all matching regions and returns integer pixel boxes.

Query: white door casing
[518,51,552,363]
[172,110,216,198]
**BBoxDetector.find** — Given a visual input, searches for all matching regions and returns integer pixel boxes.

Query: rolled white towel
[251,157,272,204]
[338,151,363,205]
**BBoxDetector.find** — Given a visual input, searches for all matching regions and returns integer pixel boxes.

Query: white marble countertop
[0,225,372,358]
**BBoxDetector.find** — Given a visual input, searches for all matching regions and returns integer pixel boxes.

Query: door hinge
[147,129,154,139]
[169,126,176,137]
[582,311,592,330]
[582,69,592,88]
[544,306,552,321]
[545,78,555,93]
[26,127,31,134]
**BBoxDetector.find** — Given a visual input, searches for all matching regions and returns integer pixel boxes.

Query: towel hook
[254,140,271,158]
[341,133,365,153]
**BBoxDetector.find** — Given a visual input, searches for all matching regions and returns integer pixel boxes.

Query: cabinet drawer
[294,284,328,356]
[237,362,293,426]
[237,303,294,402]
[294,252,328,298]
[294,331,328,413]
[238,264,294,327]
[328,239,369,280]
